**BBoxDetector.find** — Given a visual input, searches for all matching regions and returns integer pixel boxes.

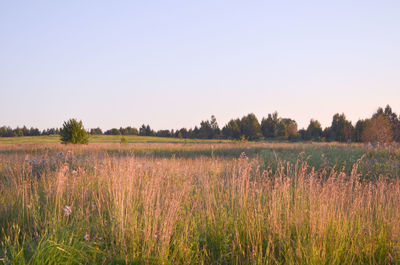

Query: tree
[361,114,393,144]
[354,119,367,142]
[22,126,29,136]
[199,115,220,139]
[125,126,138,135]
[42,128,59,135]
[90,127,103,135]
[29,127,41,136]
[177,128,189,138]
[107,126,139,135]
[15,127,23,137]
[306,119,323,141]
[381,105,400,142]
[361,105,400,143]
[60,119,89,144]
[240,113,262,140]
[156,130,172,138]
[191,126,200,139]
[278,118,298,140]
[328,113,354,142]
[285,119,299,140]
[0,126,14,137]
[222,119,241,139]
[261,112,279,139]
[199,120,213,139]
[139,124,155,136]
[105,128,120,135]
[298,129,307,140]
[139,125,147,136]
[396,115,400,142]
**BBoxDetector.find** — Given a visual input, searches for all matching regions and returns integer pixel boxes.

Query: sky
[1,0,400,130]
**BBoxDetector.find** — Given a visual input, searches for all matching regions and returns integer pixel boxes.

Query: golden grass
[0,143,399,264]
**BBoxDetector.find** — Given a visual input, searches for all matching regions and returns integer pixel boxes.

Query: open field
[0,135,231,145]
[1,142,400,264]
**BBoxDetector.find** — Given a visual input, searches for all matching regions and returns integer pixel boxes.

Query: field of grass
[0,142,400,264]
[0,135,231,144]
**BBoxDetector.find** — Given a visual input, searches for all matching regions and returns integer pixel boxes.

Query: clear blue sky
[1,1,399,130]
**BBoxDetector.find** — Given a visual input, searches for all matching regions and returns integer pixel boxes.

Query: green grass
[0,143,399,264]
[0,135,232,144]
[88,135,231,144]
[0,136,62,144]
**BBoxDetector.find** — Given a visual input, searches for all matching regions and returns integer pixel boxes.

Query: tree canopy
[60,119,89,144]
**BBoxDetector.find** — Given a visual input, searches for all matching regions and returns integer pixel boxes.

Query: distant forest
[1,105,399,143]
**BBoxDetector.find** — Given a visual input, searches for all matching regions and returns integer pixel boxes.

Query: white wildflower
[63,205,72,216]
[239,152,248,160]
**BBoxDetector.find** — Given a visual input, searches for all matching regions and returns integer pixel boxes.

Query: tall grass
[0,144,399,264]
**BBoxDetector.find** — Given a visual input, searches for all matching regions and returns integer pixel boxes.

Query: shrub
[60,119,89,144]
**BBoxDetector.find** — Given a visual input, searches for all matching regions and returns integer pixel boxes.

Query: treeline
[0,126,60,137]
[87,105,400,143]
[2,105,399,143]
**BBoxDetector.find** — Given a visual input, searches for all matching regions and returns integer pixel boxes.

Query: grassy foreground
[0,143,399,264]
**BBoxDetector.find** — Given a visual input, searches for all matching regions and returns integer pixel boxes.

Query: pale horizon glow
[1,1,399,131]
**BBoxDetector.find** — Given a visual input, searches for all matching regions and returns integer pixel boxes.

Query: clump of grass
[120,137,128,144]
[0,144,399,264]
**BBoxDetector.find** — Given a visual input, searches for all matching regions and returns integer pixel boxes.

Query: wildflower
[239,152,248,160]
[84,233,90,241]
[71,170,77,175]
[63,205,72,216]
[29,159,38,166]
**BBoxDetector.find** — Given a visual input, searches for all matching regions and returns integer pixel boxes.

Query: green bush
[60,119,89,144]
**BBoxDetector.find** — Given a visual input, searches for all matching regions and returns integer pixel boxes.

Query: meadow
[0,140,400,264]
[0,135,230,145]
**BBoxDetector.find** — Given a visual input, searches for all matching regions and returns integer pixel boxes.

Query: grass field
[0,141,400,264]
[0,135,231,144]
